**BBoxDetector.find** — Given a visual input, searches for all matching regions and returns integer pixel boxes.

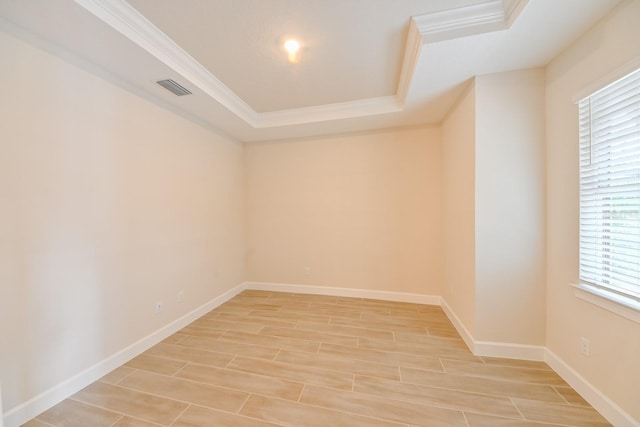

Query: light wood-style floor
[24,290,611,427]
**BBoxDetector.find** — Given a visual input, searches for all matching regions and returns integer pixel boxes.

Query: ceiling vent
[156,79,192,96]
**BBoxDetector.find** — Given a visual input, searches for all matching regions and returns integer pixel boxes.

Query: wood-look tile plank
[358,337,479,362]
[144,342,234,367]
[329,316,429,335]
[33,399,122,427]
[191,318,264,334]
[354,375,521,418]
[22,420,54,427]
[441,360,568,386]
[111,417,165,426]
[175,363,303,401]
[300,384,467,426]
[119,370,249,412]
[171,405,282,427]
[276,349,401,380]
[400,367,566,403]
[554,386,591,406]
[227,356,354,390]
[393,332,468,349]
[71,382,187,426]
[464,413,568,426]
[219,331,320,353]
[124,354,187,376]
[179,325,228,339]
[161,333,188,345]
[320,343,444,372]
[216,312,298,328]
[239,394,405,427]
[427,328,463,339]
[480,357,553,371]
[513,398,612,426]
[295,320,394,340]
[100,366,136,385]
[176,335,280,359]
[248,309,332,324]
[259,325,357,347]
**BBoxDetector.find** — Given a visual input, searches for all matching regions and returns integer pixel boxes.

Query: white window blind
[579,67,640,300]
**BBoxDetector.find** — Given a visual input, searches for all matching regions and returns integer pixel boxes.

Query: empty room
[1,0,639,426]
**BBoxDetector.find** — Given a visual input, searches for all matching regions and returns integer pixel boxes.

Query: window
[578,67,640,304]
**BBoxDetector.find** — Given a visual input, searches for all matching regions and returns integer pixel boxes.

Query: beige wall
[441,83,477,337]
[244,127,443,295]
[475,69,546,344]
[0,31,245,413]
[545,0,640,420]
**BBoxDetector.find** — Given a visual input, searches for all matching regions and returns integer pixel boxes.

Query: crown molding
[73,0,528,131]
[257,96,402,128]
[396,19,423,104]
[74,0,258,125]
[412,0,528,43]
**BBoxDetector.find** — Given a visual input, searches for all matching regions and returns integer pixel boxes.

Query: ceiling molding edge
[257,96,402,128]
[74,0,258,125]
[396,19,423,104]
[73,0,528,131]
[412,0,528,43]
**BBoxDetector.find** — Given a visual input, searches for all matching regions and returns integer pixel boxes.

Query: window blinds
[579,67,640,298]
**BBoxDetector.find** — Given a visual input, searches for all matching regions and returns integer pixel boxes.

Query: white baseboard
[439,299,476,352]
[244,281,442,305]
[3,282,247,427]
[545,350,639,427]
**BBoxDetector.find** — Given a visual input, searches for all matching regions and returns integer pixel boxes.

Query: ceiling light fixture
[284,39,300,63]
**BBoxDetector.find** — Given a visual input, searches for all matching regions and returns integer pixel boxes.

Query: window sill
[572,283,640,324]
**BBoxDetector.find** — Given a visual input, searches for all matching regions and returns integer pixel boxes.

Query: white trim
[545,349,640,427]
[396,19,423,103]
[412,0,527,43]
[573,56,640,103]
[73,0,529,130]
[439,298,544,361]
[256,96,402,128]
[439,298,476,352]
[2,282,247,427]
[572,284,640,325]
[473,341,545,361]
[244,281,441,305]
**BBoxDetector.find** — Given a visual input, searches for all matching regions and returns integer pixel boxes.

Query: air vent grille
[156,79,192,96]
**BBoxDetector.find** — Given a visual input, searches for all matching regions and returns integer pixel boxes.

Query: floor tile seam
[274,350,404,379]
[399,365,566,390]
[92,379,245,412]
[167,403,192,427]
[433,372,569,388]
[254,392,409,426]
[461,411,472,427]
[217,335,322,353]
[395,374,568,406]
[233,351,363,374]
[66,397,167,426]
[361,337,472,352]
[300,385,474,422]
[463,409,578,427]
[104,366,139,386]
[292,323,396,340]
[317,344,445,368]
[511,396,603,413]
[29,418,57,427]
[351,375,538,417]
[355,345,479,362]
[551,385,587,407]
[115,367,265,405]
[141,350,234,368]
[176,335,283,355]
[257,327,358,347]
[108,414,125,427]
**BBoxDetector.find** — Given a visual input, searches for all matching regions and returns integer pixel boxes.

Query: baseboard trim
[545,349,639,427]
[439,298,475,352]
[244,281,442,305]
[3,282,247,427]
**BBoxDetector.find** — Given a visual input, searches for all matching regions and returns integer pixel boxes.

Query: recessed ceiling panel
[126,0,484,112]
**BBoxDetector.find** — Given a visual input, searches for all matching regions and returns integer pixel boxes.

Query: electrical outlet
[178,290,184,303]
[580,337,591,356]
[155,301,163,314]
